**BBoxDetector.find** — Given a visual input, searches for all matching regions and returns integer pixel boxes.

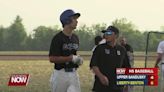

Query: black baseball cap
[101,26,119,35]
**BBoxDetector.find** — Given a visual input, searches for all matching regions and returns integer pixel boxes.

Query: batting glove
[72,55,83,65]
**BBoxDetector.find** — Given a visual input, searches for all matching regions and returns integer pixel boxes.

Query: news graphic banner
[8,74,30,86]
[116,68,158,86]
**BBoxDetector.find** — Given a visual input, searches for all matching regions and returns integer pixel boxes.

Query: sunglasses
[104,31,113,36]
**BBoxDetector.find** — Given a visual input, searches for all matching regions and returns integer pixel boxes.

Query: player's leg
[67,71,81,92]
[50,70,69,92]
[50,70,57,92]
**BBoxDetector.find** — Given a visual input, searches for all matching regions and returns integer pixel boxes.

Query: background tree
[28,26,60,50]
[143,31,164,52]
[1,15,163,51]
[112,18,146,51]
[0,26,5,50]
[91,23,107,36]
[3,15,27,50]
[75,24,107,51]
[75,25,93,51]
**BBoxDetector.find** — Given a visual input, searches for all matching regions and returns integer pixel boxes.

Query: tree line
[0,15,164,51]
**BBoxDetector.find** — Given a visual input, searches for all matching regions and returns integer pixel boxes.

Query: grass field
[0,60,162,92]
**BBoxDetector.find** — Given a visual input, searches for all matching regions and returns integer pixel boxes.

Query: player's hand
[72,55,83,65]
[99,75,109,86]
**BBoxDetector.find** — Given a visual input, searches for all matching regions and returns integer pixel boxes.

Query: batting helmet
[60,9,80,27]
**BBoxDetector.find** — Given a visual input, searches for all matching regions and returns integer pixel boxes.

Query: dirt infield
[0,55,156,61]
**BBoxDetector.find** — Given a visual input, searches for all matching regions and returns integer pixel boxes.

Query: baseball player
[92,35,106,52]
[49,9,83,92]
[154,40,164,91]
[92,36,103,52]
[90,26,131,92]
[119,37,134,68]
[119,37,134,92]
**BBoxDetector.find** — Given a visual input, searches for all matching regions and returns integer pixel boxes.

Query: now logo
[8,74,30,86]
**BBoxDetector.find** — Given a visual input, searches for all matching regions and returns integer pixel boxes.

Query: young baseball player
[49,9,83,92]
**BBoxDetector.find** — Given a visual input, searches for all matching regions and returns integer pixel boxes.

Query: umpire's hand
[98,75,109,86]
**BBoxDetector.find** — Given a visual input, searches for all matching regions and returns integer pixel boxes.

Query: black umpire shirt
[49,31,79,70]
[90,43,130,92]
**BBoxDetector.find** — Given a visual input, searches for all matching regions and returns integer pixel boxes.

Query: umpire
[90,26,130,92]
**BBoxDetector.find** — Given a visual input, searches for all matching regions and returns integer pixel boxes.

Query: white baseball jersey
[99,39,106,44]
[157,41,164,92]
[92,39,106,52]
[157,40,164,63]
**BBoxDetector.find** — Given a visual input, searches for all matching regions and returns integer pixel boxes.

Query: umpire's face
[104,31,116,42]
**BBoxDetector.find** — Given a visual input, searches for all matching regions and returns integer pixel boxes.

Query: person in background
[99,34,106,44]
[92,36,103,52]
[119,36,134,92]
[154,40,164,92]
[119,37,134,67]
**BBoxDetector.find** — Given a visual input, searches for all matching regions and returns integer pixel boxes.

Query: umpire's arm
[90,46,109,86]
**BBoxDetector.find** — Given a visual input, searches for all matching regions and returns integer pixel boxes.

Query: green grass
[0,60,52,92]
[0,60,162,92]
[0,60,93,92]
